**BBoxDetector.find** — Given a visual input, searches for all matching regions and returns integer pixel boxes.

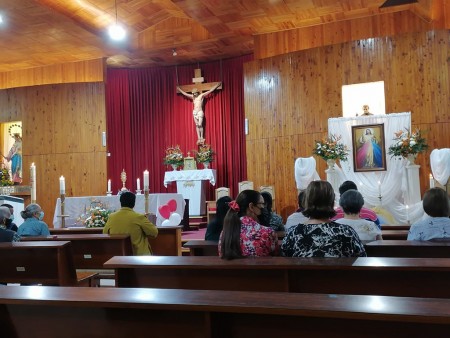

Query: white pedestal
[405,164,421,205]
[176,180,207,216]
[164,169,216,216]
[326,167,340,201]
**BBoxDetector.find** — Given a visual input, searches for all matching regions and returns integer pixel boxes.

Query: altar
[164,169,216,216]
[52,193,185,228]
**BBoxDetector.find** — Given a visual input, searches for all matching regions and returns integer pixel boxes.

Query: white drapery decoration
[294,157,320,190]
[328,112,424,224]
[430,149,450,186]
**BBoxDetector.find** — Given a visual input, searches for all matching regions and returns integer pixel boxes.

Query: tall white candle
[406,205,409,223]
[107,179,111,192]
[377,181,381,196]
[59,176,65,195]
[143,170,149,190]
[137,178,141,190]
[30,163,36,201]
[429,174,435,188]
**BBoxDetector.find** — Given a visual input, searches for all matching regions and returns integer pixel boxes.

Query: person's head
[339,189,364,215]
[1,203,14,225]
[365,128,372,135]
[297,190,306,211]
[220,190,264,260]
[192,88,199,97]
[363,105,369,112]
[13,133,21,141]
[21,203,44,221]
[120,191,136,208]
[339,180,358,195]
[261,192,273,213]
[215,196,232,222]
[302,180,336,219]
[0,206,11,225]
[423,188,450,217]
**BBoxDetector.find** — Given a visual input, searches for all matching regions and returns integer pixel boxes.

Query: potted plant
[387,128,428,164]
[163,145,184,170]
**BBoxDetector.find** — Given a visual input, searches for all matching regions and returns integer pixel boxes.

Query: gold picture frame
[352,124,387,172]
[183,157,197,170]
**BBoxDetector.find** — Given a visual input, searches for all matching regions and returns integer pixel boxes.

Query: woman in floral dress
[219,190,279,259]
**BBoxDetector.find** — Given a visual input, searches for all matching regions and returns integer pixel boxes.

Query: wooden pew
[365,240,450,258]
[0,242,96,286]
[381,230,409,240]
[104,256,450,298]
[50,226,182,256]
[1,286,449,338]
[183,240,218,256]
[22,234,133,269]
[381,224,411,230]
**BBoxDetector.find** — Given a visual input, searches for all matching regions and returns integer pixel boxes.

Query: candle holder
[136,189,142,195]
[120,169,128,192]
[57,194,70,228]
[378,194,382,206]
[144,188,149,215]
[106,191,112,196]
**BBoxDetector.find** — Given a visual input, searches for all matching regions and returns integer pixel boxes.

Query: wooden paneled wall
[0,83,107,226]
[0,58,106,90]
[244,29,450,220]
[254,9,450,60]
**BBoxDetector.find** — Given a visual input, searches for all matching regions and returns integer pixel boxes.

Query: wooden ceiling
[0,0,435,72]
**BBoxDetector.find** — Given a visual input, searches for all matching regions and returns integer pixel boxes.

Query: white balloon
[168,212,182,225]
[161,219,171,227]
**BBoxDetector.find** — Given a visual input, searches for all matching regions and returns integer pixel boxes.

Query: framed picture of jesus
[352,124,387,172]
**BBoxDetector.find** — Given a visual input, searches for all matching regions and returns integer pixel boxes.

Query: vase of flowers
[195,144,214,168]
[387,128,428,162]
[0,165,14,186]
[84,205,112,228]
[312,134,349,165]
[163,145,184,169]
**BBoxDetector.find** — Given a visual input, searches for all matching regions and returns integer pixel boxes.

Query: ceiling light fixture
[108,0,126,41]
[172,48,177,56]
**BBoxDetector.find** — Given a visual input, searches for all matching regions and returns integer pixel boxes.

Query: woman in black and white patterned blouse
[281,180,366,257]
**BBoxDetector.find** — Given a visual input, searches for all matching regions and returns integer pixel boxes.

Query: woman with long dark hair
[219,190,278,260]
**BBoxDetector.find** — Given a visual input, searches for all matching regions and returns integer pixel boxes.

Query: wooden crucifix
[177,68,222,145]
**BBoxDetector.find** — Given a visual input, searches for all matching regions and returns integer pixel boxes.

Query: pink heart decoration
[158,205,171,219]
[167,199,177,212]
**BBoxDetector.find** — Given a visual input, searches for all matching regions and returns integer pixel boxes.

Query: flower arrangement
[0,165,14,186]
[195,144,214,164]
[387,128,428,158]
[84,206,112,228]
[163,145,184,166]
[312,134,349,161]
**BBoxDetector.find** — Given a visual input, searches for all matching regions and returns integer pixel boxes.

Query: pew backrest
[0,241,78,286]
[365,240,450,258]
[104,256,450,298]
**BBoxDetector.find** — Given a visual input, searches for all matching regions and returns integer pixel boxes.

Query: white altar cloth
[53,193,185,228]
[164,169,216,187]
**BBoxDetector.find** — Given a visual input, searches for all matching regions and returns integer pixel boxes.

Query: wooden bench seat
[0,241,97,286]
[49,226,182,256]
[365,240,450,258]
[381,230,409,240]
[104,256,450,298]
[22,234,133,270]
[0,286,449,337]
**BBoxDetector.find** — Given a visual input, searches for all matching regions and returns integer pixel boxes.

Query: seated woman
[336,189,382,241]
[0,206,20,242]
[205,196,232,241]
[219,190,279,259]
[261,191,284,231]
[408,187,450,241]
[17,203,50,237]
[281,180,366,257]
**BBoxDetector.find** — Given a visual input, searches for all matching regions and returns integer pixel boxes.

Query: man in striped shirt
[332,181,381,229]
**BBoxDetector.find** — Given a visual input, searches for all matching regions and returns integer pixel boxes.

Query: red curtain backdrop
[105,54,252,200]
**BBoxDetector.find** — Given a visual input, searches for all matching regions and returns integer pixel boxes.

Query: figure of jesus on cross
[177,69,221,145]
